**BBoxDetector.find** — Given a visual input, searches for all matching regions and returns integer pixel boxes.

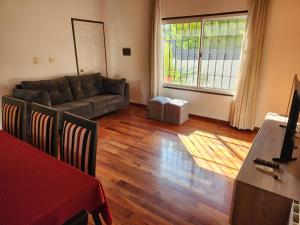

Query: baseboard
[189,114,260,132]
[189,114,229,125]
[130,102,147,107]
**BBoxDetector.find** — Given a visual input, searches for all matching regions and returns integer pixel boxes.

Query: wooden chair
[60,112,98,177]
[30,103,59,158]
[2,96,27,140]
[62,210,88,225]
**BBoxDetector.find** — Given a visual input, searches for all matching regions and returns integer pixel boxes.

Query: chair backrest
[30,103,59,158]
[60,112,98,177]
[2,96,27,140]
[62,210,88,225]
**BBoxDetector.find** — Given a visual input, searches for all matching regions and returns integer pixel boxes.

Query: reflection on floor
[92,105,257,225]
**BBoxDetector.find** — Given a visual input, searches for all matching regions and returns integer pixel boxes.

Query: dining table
[0,130,112,225]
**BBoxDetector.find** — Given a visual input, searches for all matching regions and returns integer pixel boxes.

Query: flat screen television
[273,74,300,163]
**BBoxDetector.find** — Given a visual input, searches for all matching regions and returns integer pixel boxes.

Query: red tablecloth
[0,131,112,225]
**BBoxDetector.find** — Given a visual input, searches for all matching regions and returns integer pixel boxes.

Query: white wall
[106,0,151,104]
[162,0,248,17]
[255,0,300,127]
[0,0,111,96]
[163,88,233,121]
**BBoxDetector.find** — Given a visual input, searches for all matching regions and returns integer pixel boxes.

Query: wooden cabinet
[230,113,300,225]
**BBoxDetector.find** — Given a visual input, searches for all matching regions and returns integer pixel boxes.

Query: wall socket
[32,57,40,64]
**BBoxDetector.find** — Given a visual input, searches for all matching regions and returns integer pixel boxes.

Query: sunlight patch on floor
[179,131,252,179]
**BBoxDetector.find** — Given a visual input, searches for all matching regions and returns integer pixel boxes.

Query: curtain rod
[162,10,248,21]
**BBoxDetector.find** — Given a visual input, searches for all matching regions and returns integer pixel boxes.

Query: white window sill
[163,84,235,97]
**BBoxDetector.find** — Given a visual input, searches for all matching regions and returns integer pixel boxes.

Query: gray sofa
[13,73,129,122]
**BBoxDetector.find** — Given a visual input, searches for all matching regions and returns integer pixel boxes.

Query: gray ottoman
[164,99,189,125]
[148,96,171,121]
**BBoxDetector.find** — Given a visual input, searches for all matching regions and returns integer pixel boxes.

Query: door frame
[71,18,108,77]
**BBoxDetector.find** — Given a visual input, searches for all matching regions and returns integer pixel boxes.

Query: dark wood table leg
[92,213,102,225]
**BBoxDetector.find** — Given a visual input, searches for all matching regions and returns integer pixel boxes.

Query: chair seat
[80,95,122,111]
[53,101,93,118]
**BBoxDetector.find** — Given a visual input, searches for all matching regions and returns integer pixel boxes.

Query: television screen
[273,75,300,163]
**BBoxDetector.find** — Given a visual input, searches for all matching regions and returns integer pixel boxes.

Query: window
[162,14,247,95]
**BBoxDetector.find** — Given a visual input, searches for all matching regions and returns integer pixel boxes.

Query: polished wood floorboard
[89,105,257,225]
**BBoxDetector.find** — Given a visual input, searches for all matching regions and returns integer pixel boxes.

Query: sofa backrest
[21,77,73,105]
[66,73,104,101]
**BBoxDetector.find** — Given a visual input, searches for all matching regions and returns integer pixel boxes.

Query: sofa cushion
[67,73,104,100]
[102,77,126,98]
[20,77,73,105]
[81,73,104,97]
[66,76,84,100]
[80,95,122,111]
[52,101,93,118]
[13,89,51,106]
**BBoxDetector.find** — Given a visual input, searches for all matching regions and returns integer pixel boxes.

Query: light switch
[32,57,40,64]
[123,48,131,56]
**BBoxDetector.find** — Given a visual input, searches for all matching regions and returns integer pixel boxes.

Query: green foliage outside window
[163,17,247,89]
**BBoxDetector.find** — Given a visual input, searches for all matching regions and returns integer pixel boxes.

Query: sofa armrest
[12,88,51,106]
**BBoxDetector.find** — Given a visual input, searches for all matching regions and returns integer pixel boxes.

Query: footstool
[148,96,171,121]
[164,99,189,125]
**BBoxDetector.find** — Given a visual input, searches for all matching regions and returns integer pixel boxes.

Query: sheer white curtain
[150,0,163,97]
[230,0,269,130]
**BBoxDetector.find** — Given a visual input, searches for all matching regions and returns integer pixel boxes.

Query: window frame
[162,11,248,96]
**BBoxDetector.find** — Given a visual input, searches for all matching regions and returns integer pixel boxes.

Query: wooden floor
[91,105,257,225]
